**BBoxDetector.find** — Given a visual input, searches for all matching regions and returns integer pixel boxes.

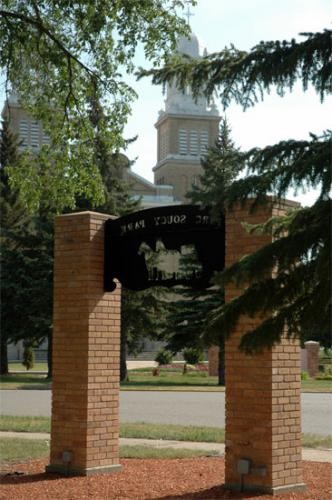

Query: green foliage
[0,118,53,375]
[22,344,34,370]
[183,347,203,365]
[0,1,194,210]
[162,119,240,387]
[316,374,332,381]
[122,286,168,350]
[145,29,331,353]
[189,117,244,214]
[0,211,53,347]
[140,29,332,107]
[155,349,173,366]
[301,371,309,381]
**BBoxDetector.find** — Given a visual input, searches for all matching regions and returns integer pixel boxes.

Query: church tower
[153,33,221,202]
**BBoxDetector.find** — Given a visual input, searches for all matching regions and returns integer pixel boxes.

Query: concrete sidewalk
[1,431,331,463]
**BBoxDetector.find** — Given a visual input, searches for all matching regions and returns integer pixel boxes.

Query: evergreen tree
[121,287,168,382]
[189,118,243,217]
[0,119,53,375]
[163,119,243,384]
[144,29,331,352]
[0,119,27,374]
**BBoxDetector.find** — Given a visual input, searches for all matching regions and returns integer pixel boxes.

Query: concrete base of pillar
[225,481,306,496]
[45,463,122,476]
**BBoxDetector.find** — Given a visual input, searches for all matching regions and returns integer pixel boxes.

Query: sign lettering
[104,204,225,291]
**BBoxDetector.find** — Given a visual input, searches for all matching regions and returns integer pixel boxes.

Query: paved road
[1,390,331,436]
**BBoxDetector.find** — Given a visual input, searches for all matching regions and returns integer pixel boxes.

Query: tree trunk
[47,331,53,379]
[218,338,225,386]
[0,335,9,375]
[120,330,128,382]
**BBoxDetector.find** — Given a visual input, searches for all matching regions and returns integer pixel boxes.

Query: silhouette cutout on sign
[104,205,225,291]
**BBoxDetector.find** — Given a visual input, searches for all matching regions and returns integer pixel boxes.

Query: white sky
[124,0,331,206]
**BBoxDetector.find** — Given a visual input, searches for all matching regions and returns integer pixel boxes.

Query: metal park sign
[104,204,225,291]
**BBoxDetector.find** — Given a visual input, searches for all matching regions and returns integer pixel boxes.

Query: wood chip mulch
[0,458,331,499]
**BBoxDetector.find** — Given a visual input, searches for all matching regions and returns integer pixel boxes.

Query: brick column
[225,200,305,495]
[304,341,320,378]
[208,346,219,376]
[46,211,121,475]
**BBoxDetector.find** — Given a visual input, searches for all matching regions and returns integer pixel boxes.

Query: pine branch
[140,30,332,107]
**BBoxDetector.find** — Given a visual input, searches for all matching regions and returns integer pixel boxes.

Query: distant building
[1,92,51,151]
[154,32,220,202]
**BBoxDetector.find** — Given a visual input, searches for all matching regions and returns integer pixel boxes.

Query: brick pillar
[46,211,121,476]
[305,341,320,378]
[208,346,219,376]
[225,200,305,495]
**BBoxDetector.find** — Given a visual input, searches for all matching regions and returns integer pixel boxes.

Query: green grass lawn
[8,362,48,372]
[1,367,331,392]
[1,416,331,449]
[0,437,216,462]
[0,416,224,442]
[0,437,50,462]
[301,378,332,392]
[0,373,51,389]
[122,369,220,390]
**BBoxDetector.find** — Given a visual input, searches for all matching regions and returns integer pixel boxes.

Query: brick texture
[46,212,121,475]
[304,341,320,378]
[208,346,219,376]
[224,200,305,494]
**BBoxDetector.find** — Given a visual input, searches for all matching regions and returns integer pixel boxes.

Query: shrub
[301,371,309,381]
[183,347,204,366]
[315,373,332,380]
[155,349,172,366]
[22,345,35,370]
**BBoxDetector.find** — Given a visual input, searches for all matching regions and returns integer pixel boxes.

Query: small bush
[315,374,332,381]
[183,347,204,366]
[301,371,309,380]
[155,349,173,366]
[22,345,35,371]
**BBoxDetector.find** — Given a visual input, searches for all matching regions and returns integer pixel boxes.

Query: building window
[42,132,50,145]
[189,130,199,156]
[160,132,168,159]
[19,120,29,146]
[200,129,209,152]
[178,128,209,156]
[30,121,39,148]
[178,128,187,155]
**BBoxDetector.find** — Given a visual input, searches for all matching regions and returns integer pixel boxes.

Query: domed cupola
[164,31,217,116]
[176,32,200,58]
